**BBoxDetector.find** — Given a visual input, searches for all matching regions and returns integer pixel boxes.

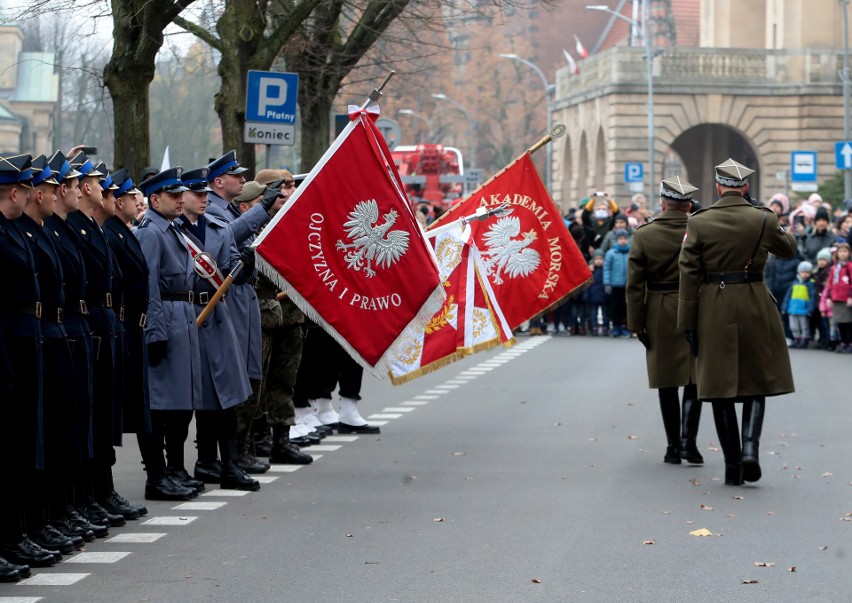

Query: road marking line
[267,465,303,472]
[0,597,44,602]
[368,413,403,419]
[304,444,342,451]
[443,379,470,384]
[310,454,324,459]
[172,501,227,511]
[17,573,90,586]
[323,435,359,442]
[200,489,250,497]
[64,552,131,564]
[106,533,166,543]
[364,421,387,427]
[401,401,429,406]
[254,475,279,484]
[414,395,440,400]
[382,407,415,412]
[422,389,448,395]
[141,516,199,525]
[433,385,459,389]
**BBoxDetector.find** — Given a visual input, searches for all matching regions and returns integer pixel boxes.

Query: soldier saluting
[677,159,796,486]
[627,177,703,466]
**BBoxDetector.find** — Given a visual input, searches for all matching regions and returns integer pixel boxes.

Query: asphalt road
[2,334,850,603]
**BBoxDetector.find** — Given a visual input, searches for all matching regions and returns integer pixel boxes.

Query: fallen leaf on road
[588,438,598,442]
[433,518,444,522]
[732,495,744,500]
[767,451,779,455]
[662,511,671,515]
[711,477,721,482]
[452,452,465,456]
[742,579,759,584]
[408,475,417,480]
[643,540,656,545]
[754,562,775,567]
[819,546,828,550]
[791,475,800,479]
[689,478,700,487]
[346,534,353,538]
[531,578,542,584]
[726,513,735,518]
[365,561,379,565]
[707,446,720,452]
[690,528,713,536]
[821,472,832,477]
[700,504,713,511]
[685,520,695,525]
[767,512,775,516]
[554,421,562,426]
[788,566,797,572]
[638,448,649,452]
[627,435,640,440]
[464,476,474,480]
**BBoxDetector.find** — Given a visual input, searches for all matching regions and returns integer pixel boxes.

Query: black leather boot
[712,401,743,485]
[194,422,221,483]
[27,525,75,555]
[741,397,765,483]
[658,388,682,464]
[236,438,271,474]
[220,439,260,491]
[165,467,205,493]
[0,539,57,568]
[680,384,704,464]
[0,555,29,581]
[269,424,313,465]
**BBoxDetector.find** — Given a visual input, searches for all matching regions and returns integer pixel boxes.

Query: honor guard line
[194,71,397,327]
[427,123,567,231]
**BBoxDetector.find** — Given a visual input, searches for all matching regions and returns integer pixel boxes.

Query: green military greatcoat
[627,209,695,388]
[677,193,797,400]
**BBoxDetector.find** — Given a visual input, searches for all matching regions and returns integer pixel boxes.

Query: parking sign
[625,163,643,182]
[244,70,299,146]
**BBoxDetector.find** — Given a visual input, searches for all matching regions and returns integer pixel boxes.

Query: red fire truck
[391,144,466,213]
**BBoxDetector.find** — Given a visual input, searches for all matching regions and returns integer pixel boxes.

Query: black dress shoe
[313,424,334,436]
[0,556,23,582]
[236,443,271,475]
[28,526,75,555]
[337,422,381,434]
[290,435,311,447]
[166,467,205,492]
[305,431,323,445]
[220,464,260,491]
[0,539,57,567]
[194,460,223,484]
[48,523,84,549]
[725,463,744,486]
[51,516,96,543]
[269,442,313,465]
[145,476,197,501]
[79,498,126,527]
[663,446,682,464]
[98,490,141,520]
[63,506,108,539]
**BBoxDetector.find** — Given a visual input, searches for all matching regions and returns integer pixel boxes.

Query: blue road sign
[835,141,852,170]
[245,71,298,124]
[790,151,817,182]
[625,163,643,183]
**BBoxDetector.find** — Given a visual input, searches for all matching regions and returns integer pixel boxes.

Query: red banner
[253,108,444,375]
[430,154,590,328]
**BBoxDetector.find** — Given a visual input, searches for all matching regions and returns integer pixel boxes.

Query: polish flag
[428,154,590,329]
[562,49,579,75]
[574,34,589,59]
[253,105,445,377]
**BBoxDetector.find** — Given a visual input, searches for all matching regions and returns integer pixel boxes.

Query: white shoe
[557,323,566,333]
[338,396,368,427]
[315,399,340,426]
[546,323,556,334]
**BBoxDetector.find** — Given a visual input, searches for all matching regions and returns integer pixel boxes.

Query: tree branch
[173,15,223,51]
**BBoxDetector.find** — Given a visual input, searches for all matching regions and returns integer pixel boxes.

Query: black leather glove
[239,247,256,272]
[685,330,698,357]
[637,332,650,350]
[260,185,285,211]
[147,340,167,366]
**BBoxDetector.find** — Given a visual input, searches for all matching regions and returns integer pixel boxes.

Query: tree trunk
[104,63,153,180]
[297,78,334,171]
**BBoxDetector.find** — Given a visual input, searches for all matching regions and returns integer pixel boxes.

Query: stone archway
[594,127,606,191]
[668,124,761,205]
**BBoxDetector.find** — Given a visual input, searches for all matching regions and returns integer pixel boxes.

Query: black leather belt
[161,291,194,303]
[64,299,89,316]
[193,291,214,305]
[647,282,679,292]
[705,272,763,285]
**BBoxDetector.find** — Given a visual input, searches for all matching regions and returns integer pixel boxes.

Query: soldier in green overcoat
[677,159,796,486]
[628,177,702,466]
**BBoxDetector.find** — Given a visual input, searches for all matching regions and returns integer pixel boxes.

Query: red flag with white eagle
[388,228,514,384]
[428,154,590,329]
[252,105,445,377]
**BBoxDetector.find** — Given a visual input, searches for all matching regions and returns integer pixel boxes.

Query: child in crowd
[583,249,609,335]
[822,242,852,353]
[604,229,630,337]
[813,247,834,349]
[782,261,816,348]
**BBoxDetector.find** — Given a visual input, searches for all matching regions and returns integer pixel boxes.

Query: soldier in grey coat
[135,168,201,501]
[628,177,702,466]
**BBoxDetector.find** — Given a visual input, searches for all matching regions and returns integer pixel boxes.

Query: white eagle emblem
[480,214,540,285]
[336,199,410,278]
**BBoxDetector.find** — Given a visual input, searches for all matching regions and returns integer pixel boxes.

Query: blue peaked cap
[207,150,248,180]
[139,167,188,197]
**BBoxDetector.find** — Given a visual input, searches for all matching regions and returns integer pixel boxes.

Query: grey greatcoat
[206,192,268,380]
[627,209,695,389]
[135,209,202,411]
[677,193,797,400]
[179,214,252,410]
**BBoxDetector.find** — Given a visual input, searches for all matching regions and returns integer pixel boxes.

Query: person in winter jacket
[604,229,630,336]
[598,213,634,256]
[765,248,804,340]
[781,261,817,348]
[581,191,619,254]
[821,242,852,352]
[583,249,610,334]
[812,247,833,348]
[799,207,836,262]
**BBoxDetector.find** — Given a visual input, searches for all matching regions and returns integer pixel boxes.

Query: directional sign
[245,70,298,146]
[835,141,852,170]
[790,151,817,182]
[625,163,643,183]
[374,118,401,151]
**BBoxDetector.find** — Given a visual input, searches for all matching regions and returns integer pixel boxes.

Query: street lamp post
[499,53,556,192]
[842,0,851,201]
[397,109,432,143]
[587,2,655,198]
[431,93,477,169]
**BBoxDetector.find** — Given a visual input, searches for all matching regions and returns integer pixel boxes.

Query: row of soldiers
[0,148,378,581]
[626,159,797,486]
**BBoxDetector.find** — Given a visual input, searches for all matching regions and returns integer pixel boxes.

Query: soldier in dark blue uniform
[135,168,202,501]
[0,154,55,574]
[65,152,126,529]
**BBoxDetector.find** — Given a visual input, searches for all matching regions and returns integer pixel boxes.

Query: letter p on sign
[259,77,287,115]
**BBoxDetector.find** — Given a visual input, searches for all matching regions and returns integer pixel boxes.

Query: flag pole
[361,70,396,110]
[427,123,566,230]
[195,261,245,328]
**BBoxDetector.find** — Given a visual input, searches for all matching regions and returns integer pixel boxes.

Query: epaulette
[688,207,709,217]
[137,217,151,229]
[205,214,228,229]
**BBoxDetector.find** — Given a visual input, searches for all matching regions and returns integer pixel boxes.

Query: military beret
[233,180,265,203]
